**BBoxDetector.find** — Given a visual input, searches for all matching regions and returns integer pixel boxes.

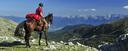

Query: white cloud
[123,5,128,9]
[78,9,96,12]
[91,9,96,11]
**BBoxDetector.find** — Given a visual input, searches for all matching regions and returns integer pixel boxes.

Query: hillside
[0,17,98,51]
[0,17,17,36]
[48,24,94,41]
[48,17,128,48]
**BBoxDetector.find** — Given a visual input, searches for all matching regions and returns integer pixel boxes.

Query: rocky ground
[0,36,98,51]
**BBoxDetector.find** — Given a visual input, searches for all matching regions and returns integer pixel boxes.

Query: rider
[36,3,48,29]
[26,3,48,31]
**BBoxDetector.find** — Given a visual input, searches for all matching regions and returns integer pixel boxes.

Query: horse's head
[45,13,53,24]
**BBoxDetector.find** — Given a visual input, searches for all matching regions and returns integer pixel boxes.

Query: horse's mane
[44,13,53,20]
[45,14,52,17]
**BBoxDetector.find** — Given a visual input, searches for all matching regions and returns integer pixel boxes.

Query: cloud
[78,9,96,12]
[91,9,96,11]
[123,5,128,9]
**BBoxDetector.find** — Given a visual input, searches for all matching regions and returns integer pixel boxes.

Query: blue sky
[0,0,128,17]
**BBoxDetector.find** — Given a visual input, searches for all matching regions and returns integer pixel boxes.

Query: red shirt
[26,6,43,21]
[36,7,43,16]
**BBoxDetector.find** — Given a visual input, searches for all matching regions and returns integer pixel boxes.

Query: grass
[0,43,97,51]
[0,17,16,36]
[0,45,41,51]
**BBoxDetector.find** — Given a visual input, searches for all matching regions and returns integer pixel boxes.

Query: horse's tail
[14,21,26,37]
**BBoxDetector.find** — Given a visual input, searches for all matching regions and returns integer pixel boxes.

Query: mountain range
[0,14,127,31]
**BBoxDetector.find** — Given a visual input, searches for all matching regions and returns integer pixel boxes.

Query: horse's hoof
[26,46,31,48]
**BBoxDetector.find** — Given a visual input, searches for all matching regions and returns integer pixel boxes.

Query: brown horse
[15,13,53,48]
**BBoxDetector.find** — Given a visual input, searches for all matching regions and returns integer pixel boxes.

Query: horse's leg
[24,31,31,48]
[39,32,42,46]
[44,29,48,46]
[24,22,31,48]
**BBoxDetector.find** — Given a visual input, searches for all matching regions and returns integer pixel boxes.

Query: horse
[14,13,53,48]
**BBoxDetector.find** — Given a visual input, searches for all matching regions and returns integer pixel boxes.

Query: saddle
[26,13,46,32]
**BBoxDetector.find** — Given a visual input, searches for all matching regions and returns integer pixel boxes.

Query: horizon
[0,0,128,17]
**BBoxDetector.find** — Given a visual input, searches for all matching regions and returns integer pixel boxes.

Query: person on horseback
[26,3,48,31]
[22,2,52,47]
[36,3,48,29]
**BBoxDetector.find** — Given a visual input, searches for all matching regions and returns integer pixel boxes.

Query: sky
[0,0,128,17]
